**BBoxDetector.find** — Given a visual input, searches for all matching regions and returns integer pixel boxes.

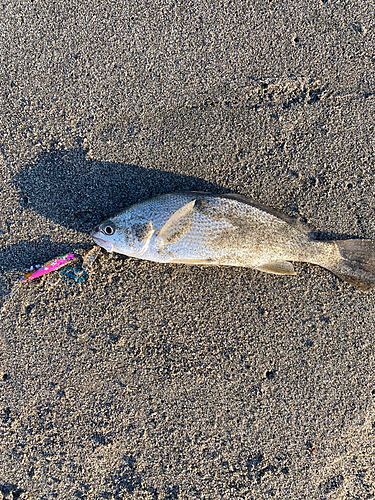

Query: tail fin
[327,239,375,291]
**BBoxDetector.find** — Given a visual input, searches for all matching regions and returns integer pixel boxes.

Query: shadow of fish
[91,192,375,291]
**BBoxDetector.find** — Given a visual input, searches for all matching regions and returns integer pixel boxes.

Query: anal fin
[256,261,296,275]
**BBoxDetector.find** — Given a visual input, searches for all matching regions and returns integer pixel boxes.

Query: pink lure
[22,253,75,282]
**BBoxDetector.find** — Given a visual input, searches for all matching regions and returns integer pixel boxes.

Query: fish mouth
[91,235,114,253]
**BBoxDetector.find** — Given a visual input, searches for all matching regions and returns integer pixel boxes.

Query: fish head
[91,213,155,257]
[91,220,116,253]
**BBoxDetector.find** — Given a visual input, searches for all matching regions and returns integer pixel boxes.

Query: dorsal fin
[157,199,196,246]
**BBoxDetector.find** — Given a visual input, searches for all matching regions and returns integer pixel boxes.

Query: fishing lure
[1,248,101,314]
[22,253,75,282]
[0,253,75,312]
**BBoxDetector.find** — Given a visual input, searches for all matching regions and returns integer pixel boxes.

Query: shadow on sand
[1,146,222,277]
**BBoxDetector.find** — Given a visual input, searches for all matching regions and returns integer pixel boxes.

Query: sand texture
[1,1,375,498]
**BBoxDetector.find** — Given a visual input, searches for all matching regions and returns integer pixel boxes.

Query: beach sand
[1,1,375,498]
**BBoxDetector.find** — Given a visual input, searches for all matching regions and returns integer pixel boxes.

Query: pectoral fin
[256,261,296,275]
[157,199,196,246]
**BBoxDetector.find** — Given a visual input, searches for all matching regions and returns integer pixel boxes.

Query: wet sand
[1,1,375,498]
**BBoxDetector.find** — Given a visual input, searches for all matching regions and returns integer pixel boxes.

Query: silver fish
[91,192,375,290]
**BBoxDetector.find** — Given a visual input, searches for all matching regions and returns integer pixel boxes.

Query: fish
[91,192,375,291]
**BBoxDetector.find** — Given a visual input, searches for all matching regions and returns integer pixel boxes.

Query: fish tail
[322,239,375,291]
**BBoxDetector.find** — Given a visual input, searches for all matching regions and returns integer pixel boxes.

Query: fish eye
[102,223,115,236]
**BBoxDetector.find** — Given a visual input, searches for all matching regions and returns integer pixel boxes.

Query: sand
[1,0,375,498]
